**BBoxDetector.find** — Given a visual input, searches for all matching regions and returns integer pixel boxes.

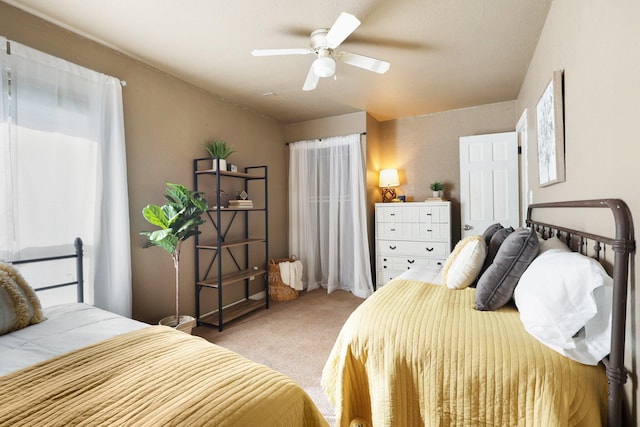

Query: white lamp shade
[312,56,336,78]
[379,169,399,187]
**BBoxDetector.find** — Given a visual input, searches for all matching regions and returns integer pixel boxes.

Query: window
[0,37,132,316]
[288,134,373,298]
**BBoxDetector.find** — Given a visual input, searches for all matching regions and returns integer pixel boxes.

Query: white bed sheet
[0,303,148,376]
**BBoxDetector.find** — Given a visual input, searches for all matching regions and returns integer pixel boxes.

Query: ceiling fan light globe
[312,57,335,78]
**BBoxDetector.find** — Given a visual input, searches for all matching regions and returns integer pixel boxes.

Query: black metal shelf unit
[193,157,269,331]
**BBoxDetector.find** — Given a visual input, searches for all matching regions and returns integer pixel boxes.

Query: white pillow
[537,235,571,254]
[514,250,613,365]
[398,266,443,285]
[441,235,487,290]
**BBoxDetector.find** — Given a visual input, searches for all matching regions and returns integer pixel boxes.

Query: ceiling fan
[251,12,391,91]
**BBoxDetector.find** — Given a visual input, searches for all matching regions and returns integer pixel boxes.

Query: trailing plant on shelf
[140,182,208,332]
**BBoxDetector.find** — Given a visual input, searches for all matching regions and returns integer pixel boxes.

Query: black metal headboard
[526,199,635,427]
[10,237,84,303]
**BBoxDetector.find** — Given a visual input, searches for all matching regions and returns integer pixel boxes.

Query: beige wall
[371,102,517,243]
[0,3,288,324]
[365,114,384,278]
[284,111,366,142]
[516,0,640,423]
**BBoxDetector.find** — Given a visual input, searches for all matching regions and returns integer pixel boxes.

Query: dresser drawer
[377,255,445,270]
[377,270,404,287]
[377,222,449,240]
[376,257,445,289]
[377,205,419,223]
[417,205,449,224]
[377,240,448,258]
[377,222,418,238]
[377,205,449,225]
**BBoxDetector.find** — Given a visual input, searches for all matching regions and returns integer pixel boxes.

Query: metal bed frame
[10,237,84,303]
[526,199,635,427]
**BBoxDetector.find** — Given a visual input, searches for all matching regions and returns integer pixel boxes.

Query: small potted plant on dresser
[204,139,235,172]
[430,181,444,199]
[140,182,208,334]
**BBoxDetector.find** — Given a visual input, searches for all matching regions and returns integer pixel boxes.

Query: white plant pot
[212,158,227,172]
[432,190,443,198]
[159,315,196,334]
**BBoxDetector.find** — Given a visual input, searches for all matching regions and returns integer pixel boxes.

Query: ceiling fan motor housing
[309,29,331,50]
[310,29,336,77]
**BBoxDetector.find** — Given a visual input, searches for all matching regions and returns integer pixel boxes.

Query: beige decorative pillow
[441,235,487,290]
[0,262,44,335]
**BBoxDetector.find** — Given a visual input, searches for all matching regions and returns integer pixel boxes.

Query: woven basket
[269,257,300,301]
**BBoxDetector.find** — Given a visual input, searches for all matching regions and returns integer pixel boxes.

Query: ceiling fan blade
[325,12,361,48]
[251,48,313,56]
[337,51,390,74]
[302,65,319,91]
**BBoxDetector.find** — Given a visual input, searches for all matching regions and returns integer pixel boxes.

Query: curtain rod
[5,39,127,88]
[285,132,366,145]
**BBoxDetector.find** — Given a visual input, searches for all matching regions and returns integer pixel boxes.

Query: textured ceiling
[2,0,552,123]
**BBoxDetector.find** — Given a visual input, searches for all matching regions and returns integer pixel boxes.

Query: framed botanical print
[536,70,565,187]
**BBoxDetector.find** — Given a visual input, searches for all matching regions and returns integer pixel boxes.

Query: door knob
[463,224,473,231]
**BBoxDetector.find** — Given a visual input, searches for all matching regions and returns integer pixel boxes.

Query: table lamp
[379,168,399,203]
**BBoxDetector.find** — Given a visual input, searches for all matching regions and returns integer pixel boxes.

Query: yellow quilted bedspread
[322,279,607,427]
[0,326,328,427]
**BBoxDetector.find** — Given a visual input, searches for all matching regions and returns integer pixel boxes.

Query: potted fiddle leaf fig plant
[140,182,208,333]
[204,139,235,171]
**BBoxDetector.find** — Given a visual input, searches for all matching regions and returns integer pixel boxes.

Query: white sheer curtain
[0,37,132,316]
[289,133,373,298]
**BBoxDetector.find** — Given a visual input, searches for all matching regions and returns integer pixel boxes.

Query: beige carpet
[192,288,364,425]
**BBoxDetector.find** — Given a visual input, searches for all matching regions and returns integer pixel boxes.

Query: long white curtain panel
[0,37,132,316]
[288,134,373,298]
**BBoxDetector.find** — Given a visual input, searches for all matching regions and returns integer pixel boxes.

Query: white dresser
[375,201,451,289]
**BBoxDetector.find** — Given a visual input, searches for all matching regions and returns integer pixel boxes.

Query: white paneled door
[459,132,519,238]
